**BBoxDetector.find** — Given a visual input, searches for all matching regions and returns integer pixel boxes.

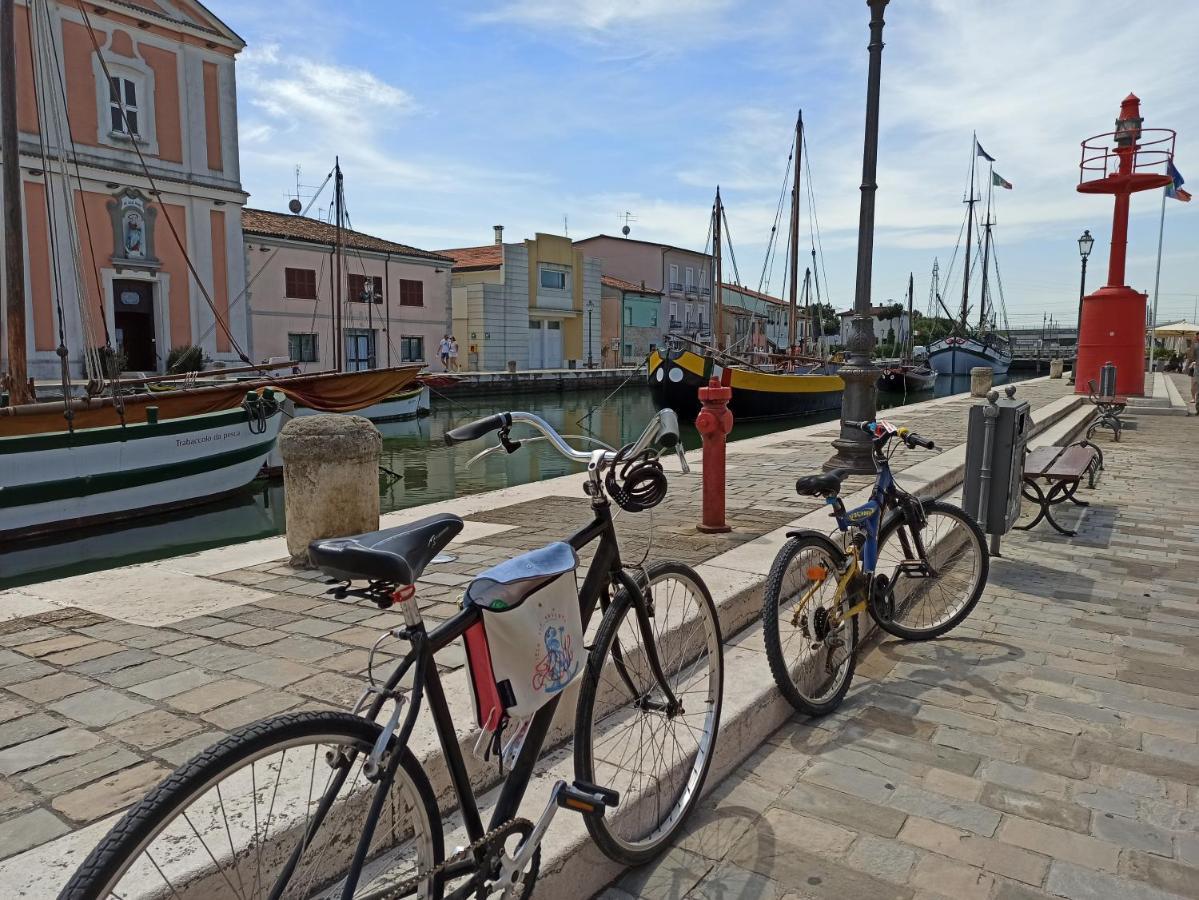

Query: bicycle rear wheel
[574,561,723,865]
[60,711,443,900]
[873,498,989,640]
[762,535,859,717]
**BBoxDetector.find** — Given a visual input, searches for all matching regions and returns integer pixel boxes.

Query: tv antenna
[286,164,325,215]
[620,211,637,237]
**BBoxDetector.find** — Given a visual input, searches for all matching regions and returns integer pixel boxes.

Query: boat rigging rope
[757,133,796,297]
[573,354,650,431]
[803,130,833,311]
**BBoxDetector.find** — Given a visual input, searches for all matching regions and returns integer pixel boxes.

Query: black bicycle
[61,410,723,900]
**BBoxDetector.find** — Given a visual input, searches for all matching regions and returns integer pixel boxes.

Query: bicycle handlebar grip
[906,432,935,450]
[444,412,512,445]
[657,409,680,448]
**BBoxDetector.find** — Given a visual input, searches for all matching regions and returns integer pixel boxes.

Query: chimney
[493,225,504,245]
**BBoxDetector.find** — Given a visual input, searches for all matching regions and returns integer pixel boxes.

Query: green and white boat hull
[0,393,284,540]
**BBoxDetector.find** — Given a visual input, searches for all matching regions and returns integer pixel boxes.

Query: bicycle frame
[306,494,672,899]
[824,457,897,576]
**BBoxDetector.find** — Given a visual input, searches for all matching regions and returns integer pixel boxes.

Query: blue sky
[208,0,1199,329]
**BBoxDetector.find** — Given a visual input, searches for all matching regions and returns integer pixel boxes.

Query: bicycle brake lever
[675,444,691,475]
[465,443,506,467]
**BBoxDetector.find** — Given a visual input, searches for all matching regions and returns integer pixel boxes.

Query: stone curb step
[527,397,1095,898]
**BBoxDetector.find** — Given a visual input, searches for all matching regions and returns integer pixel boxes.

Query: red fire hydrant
[696,377,733,533]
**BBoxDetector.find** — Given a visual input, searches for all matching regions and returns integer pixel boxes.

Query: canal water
[1,374,1025,589]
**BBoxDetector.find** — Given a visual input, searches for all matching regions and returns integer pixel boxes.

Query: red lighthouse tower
[1075,95,1176,396]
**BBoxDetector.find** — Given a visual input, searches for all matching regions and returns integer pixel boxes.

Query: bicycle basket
[462,541,582,727]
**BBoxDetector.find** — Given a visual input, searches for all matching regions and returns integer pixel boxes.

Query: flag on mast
[992,171,1013,190]
[975,140,995,162]
[1166,160,1192,202]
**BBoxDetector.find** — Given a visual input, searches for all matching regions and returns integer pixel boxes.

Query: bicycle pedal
[557,784,610,817]
[571,779,620,808]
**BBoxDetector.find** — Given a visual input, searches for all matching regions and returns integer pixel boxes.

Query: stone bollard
[970,366,992,397]
[1049,358,1064,379]
[278,415,381,567]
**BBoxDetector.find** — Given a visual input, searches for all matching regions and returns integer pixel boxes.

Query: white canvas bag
[464,541,583,721]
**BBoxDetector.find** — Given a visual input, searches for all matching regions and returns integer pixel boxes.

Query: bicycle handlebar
[444,413,512,445]
[445,408,686,469]
[843,420,935,451]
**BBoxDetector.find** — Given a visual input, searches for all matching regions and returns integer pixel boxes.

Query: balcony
[700,286,711,296]
[668,282,685,294]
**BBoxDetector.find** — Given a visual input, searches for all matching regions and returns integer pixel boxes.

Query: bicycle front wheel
[873,498,989,640]
[60,711,444,900]
[762,535,859,717]
[574,561,723,865]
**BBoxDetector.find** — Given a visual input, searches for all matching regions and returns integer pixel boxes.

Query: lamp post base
[824,358,880,474]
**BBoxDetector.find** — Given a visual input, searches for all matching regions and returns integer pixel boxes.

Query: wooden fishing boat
[646,112,843,421]
[648,347,841,420]
[1,390,286,540]
[878,274,937,393]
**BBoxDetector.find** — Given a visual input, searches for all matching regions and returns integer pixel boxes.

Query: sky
[207,0,1199,330]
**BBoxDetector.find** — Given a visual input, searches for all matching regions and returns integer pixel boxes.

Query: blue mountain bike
[762,420,989,716]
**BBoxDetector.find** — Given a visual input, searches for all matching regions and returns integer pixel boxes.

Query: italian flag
[992,171,1013,190]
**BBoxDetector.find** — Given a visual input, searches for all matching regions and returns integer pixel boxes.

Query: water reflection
[2,373,1028,588]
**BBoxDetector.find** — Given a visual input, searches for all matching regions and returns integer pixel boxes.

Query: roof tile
[241,208,451,262]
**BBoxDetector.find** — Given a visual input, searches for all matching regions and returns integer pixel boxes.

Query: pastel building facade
[242,209,452,372]
[441,229,601,371]
[1,0,249,378]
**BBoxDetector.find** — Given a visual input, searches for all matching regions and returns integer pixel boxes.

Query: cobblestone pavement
[602,409,1199,900]
[0,378,1073,875]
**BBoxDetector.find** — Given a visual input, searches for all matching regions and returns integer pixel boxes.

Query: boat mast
[802,267,811,355]
[333,157,343,372]
[978,161,994,331]
[906,272,914,361]
[713,187,723,351]
[810,247,821,357]
[959,133,977,333]
[2,0,31,404]
[787,110,802,354]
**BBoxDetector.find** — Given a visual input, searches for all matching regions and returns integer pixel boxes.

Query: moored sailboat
[647,111,844,420]
[878,273,935,393]
[928,136,1013,376]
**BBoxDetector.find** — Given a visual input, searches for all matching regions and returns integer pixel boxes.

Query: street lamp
[585,298,595,368]
[1069,229,1093,383]
[825,0,889,473]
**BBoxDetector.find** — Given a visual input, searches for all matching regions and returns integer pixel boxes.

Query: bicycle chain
[382,817,536,900]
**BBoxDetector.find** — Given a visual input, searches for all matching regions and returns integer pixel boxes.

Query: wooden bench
[1016,443,1100,537]
[1086,379,1126,444]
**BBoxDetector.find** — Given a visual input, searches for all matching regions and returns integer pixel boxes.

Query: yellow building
[439,228,601,370]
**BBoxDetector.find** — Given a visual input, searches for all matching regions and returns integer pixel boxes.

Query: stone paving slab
[0,377,1077,890]
[603,410,1199,900]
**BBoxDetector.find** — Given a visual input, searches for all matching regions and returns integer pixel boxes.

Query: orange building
[1,0,247,379]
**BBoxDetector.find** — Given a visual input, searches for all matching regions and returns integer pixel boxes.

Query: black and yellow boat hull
[647,349,843,420]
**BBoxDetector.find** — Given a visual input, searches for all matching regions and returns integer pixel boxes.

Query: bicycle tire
[59,710,444,900]
[762,534,859,717]
[574,561,723,865]
[872,498,989,641]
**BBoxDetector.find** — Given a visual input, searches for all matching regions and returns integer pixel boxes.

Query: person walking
[449,336,460,372]
[438,335,451,372]
[1190,336,1198,413]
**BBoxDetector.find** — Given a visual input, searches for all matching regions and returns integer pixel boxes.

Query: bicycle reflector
[805,565,828,581]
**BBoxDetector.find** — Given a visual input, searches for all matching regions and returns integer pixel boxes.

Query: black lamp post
[826,0,889,473]
[586,298,595,368]
[1069,229,1093,383]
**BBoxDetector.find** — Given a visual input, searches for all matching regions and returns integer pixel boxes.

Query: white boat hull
[927,338,1012,376]
[1,398,284,538]
[294,386,430,423]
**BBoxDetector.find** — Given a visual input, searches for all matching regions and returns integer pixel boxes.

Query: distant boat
[648,346,842,420]
[647,112,843,420]
[928,133,1013,377]
[878,273,937,393]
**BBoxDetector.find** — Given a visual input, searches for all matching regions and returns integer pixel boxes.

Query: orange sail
[1,366,421,437]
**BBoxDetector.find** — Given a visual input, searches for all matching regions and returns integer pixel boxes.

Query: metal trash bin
[1099,362,1117,398]
[963,385,1031,555]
